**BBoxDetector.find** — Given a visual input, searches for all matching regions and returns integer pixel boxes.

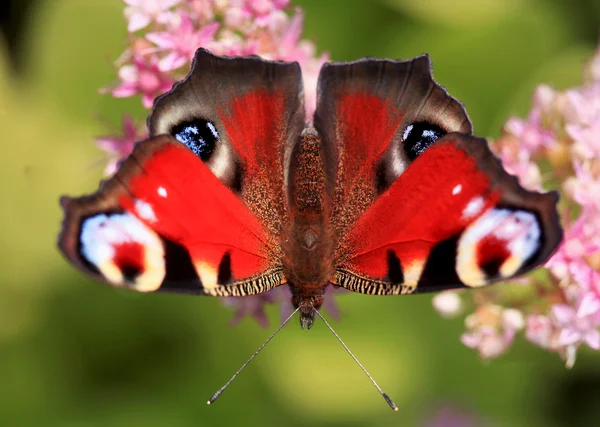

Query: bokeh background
[1,0,599,426]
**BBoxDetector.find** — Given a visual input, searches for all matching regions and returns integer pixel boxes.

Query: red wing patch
[336,92,403,186]
[121,142,271,279]
[220,90,287,171]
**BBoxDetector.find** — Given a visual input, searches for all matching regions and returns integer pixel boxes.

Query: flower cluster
[434,48,600,367]
[98,0,328,171]
[96,0,330,325]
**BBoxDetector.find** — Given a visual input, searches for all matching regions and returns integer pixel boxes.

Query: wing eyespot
[402,121,446,160]
[171,118,219,161]
[79,213,166,292]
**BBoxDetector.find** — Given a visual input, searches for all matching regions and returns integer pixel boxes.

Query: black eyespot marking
[375,159,388,194]
[418,235,463,291]
[160,238,201,291]
[121,264,142,282]
[402,121,446,161]
[481,258,503,278]
[171,118,219,161]
[387,250,404,284]
[230,161,244,194]
[217,252,232,285]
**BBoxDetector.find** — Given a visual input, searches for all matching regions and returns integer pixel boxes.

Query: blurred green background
[1,0,599,426]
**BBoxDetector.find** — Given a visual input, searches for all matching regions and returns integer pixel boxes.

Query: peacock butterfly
[58,49,562,405]
[59,47,563,325]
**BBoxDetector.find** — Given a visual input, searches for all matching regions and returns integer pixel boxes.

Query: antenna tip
[382,392,398,411]
[207,401,211,405]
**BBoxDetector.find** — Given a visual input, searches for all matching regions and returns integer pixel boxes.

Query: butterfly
[58,48,562,332]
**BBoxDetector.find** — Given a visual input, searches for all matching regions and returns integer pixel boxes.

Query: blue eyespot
[402,121,445,160]
[171,119,219,161]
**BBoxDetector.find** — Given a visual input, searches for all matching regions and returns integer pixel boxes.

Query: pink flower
[423,405,483,427]
[246,0,289,16]
[460,305,524,359]
[224,287,293,328]
[124,0,182,32]
[504,85,557,150]
[223,6,253,32]
[95,116,148,175]
[109,56,174,108]
[187,0,216,23]
[569,260,600,298]
[493,135,543,190]
[547,210,600,284]
[552,292,600,350]
[525,314,556,349]
[271,12,329,117]
[564,83,600,127]
[564,162,600,210]
[567,120,600,160]
[448,44,600,366]
[146,13,219,71]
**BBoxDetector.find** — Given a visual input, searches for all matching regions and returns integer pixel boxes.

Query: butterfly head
[292,293,324,330]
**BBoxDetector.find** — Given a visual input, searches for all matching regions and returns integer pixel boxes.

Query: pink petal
[179,12,194,32]
[158,52,185,71]
[146,32,174,49]
[585,329,600,349]
[122,115,137,138]
[142,93,155,109]
[505,118,526,137]
[525,314,552,348]
[249,0,275,15]
[577,293,600,318]
[95,137,121,151]
[104,159,119,176]
[162,0,182,9]
[111,85,139,98]
[552,304,576,325]
[199,22,220,41]
[460,333,480,349]
[279,12,303,53]
[118,65,138,83]
[479,336,508,359]
[559,328,582,346]
[123,0,143,7]
[127,13,151,32]
[274,0,290,8]
[322,288,341,321]
[503,308,525,331]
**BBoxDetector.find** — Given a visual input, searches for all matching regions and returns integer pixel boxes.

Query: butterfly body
[59,49,562,329]
[281,129,332,328]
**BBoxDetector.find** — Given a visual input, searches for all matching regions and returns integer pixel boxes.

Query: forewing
[59,136,284,296]
[149,48,305,245]
[313,55,472,247]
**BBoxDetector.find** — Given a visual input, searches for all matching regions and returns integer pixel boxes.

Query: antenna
[207,307,300,405]
[314,309,399,411]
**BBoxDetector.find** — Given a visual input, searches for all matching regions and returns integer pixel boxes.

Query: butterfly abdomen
[283,128,336,306]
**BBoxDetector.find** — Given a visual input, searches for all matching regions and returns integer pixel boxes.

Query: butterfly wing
[314,56,562,294]
[59,50,305,296]
[314,55,472,243]
[149,48,305,240]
